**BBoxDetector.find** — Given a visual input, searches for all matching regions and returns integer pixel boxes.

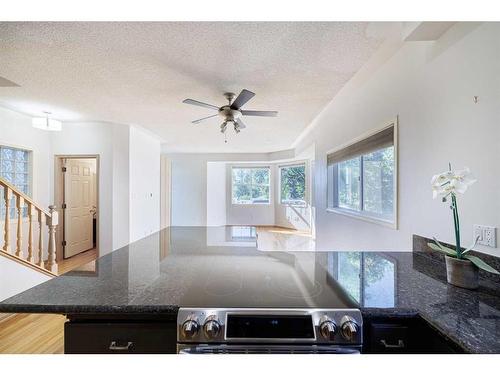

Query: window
[0,145,31,218]
[327,125,396,225]
[232,167,270,204]
[280,163,306,205]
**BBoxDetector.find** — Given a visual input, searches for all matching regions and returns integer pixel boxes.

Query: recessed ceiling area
[0,22,390,152]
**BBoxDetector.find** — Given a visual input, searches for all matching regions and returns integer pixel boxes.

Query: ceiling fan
[182,89,278,135]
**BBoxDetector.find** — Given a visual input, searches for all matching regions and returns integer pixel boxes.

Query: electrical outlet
[473,225,497,247]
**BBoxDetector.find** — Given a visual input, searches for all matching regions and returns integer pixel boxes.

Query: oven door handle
[178,345,361,354]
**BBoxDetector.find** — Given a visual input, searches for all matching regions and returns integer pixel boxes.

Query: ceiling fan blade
[230,89,255,109]
[183,99,219,111]
[192,114,219,124]
[241,110,278,117]
[236,118,246,129]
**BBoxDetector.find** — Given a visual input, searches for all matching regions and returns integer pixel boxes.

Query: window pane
[2,172,14,183]
[1,148,14,160]
[232,167,270,204]
[251,185,269,203]
[15,150,27,162]
[280,164,306,205]
[363,146,394,217]
[232,168,251,184]
[337,157,360,210]
[252,168,269,185]
[232,183,252,204]
[2,160,14,172]
[16,162,28,173]
[0,146,32,218]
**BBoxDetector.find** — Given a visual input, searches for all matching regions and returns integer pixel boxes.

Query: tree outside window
[280,164,306,205]
[232,167,270,204]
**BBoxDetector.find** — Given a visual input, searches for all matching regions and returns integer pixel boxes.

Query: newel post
[46,205,58,273]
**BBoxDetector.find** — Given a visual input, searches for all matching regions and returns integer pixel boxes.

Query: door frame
[54,154,100,261]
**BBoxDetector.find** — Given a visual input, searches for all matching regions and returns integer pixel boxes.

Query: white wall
[129,127,161,242]
[206,162,226,226]
[294,23,500,255]
[0,256,51,301]
[112,125,130,249]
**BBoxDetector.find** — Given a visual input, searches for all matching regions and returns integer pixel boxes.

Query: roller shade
[327,126,394,166]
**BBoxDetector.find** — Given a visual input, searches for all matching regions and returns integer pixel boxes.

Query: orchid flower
[431,166,476,200]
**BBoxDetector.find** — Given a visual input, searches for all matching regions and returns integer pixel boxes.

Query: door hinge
[62,240,67,247]
[62,167,67,172]
[62,203,67,209]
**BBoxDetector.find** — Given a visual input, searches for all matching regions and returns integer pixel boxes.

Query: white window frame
[0,143,33,219]
[279,162,307,207]
[231,166,271,205]
[326,120,398,229]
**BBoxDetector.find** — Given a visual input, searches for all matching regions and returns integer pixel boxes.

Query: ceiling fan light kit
[183,89,278,141]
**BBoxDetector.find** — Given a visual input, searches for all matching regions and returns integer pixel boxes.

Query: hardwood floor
[58,248,97,275]
[0,314,65,354]
[0,248,97,354]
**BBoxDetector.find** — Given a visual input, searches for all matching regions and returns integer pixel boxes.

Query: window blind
[327,126,394,166]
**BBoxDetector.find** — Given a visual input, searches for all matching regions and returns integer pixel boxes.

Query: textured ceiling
[0,22,387,152]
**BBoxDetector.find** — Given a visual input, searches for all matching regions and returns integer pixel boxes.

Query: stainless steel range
[177,308,363,354]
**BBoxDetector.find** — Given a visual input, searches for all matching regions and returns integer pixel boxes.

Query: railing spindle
[3,187,12,253]
[27,203,34,263]
[15,195,24,257]
[36,209,44,267]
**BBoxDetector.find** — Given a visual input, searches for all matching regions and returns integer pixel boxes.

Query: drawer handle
[109,341,133,351]
[380,339,405,349]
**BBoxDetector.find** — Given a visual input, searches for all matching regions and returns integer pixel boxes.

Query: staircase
[0,177,58,276]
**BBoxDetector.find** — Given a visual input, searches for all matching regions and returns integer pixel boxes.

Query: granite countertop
[1,227,499,353]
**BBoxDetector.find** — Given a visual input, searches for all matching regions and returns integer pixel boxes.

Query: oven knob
[203,315,222,339]
[340,316,358,341]
[319,315,337,340]
[181,316,200,339]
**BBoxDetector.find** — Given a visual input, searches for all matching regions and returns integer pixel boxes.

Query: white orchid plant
[428,164,499,274]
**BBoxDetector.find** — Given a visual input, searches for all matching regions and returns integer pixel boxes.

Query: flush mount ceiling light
[32,111,62,131]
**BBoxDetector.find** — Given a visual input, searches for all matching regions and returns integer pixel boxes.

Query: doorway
[54,155,99,260]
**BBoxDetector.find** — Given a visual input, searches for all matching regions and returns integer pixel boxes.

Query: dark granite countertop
[1,227,499,353]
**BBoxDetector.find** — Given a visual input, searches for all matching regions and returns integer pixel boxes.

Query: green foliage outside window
[280,164,306,205]
[232,167,270,204]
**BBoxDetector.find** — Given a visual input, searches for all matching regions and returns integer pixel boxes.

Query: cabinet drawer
[65,321,176,354]
[369,323,409,353]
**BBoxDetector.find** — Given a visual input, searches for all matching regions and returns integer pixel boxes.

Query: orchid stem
[451,193,462,258]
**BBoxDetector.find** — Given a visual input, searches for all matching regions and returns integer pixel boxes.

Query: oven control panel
[177,308,363,345]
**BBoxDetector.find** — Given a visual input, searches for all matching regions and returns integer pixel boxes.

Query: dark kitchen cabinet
[65,319,177,354]
[363,316,465,354]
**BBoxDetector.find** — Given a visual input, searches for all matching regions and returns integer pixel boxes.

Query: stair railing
[0,177,58,276]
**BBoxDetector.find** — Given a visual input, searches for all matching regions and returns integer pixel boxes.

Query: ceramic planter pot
[445,255,479,289]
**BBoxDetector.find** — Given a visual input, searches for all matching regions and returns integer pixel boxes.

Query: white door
[64,159,95,258]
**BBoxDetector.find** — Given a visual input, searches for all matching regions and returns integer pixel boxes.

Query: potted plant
[427,164,499,289]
